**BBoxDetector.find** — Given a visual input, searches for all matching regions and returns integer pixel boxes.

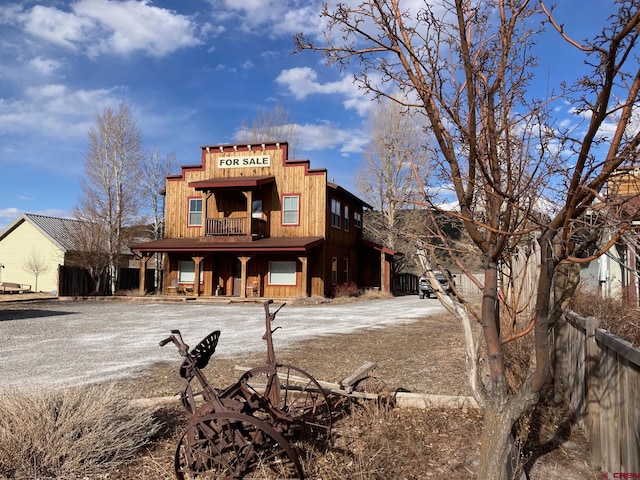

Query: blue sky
[0,0,617,230]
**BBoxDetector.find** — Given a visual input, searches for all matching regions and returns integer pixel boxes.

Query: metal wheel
[240,364,332,439]
[174,412,304,479]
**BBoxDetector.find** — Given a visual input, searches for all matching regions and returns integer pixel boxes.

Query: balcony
[206,217,246,236]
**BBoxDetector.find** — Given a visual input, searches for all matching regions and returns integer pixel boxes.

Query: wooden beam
[238,255,251,298]
[138,254,151,296]
[192,256,204,297]
[298,255,308,297]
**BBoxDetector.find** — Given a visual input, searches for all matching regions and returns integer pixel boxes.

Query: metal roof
[0,213,84,252]
[130,236,324,254]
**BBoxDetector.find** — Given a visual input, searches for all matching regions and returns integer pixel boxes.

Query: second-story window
[331,199,341,228]
[354,211,362,228]
[344,205,349,231]
[188,198,202,226]
[282,195,299,225]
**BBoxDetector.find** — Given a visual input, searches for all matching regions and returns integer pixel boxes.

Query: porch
[204,216,268,239]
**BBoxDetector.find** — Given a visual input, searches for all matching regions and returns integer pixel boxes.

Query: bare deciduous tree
[78,102,145,294]
[356,97,429,252]
[297,1,640,478]
[236,103,300,158]
[63,216,111,294]
[139,147,176,291]
[22,249,49,292]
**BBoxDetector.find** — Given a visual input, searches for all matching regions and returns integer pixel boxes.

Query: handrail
[206,217,246,235]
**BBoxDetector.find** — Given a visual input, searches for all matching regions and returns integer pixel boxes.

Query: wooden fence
[554,309,640,473]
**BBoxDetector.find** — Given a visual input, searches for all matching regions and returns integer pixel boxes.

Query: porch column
[193,256,204,297]
[239,256,250,298]
[138,254,151,296]
[298,256,308,297]
[242,191,253,236]
[380,250,388,293]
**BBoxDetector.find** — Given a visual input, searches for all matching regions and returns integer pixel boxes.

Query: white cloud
[213,0,326,38]
[28,56,63,76]
[0,84,116,137]
[73,0,202,57]
[298,122,367,154]
[0,208,21,225]
[20,5,93,51]
[276,67,352,99]
[3,0,203,58]
[276,67,373,116]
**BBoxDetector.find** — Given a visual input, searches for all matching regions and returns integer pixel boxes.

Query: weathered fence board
[556,310,640,473]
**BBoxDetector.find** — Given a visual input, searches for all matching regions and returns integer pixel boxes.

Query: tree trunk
[477,391,536,480]
[478,404,513,480]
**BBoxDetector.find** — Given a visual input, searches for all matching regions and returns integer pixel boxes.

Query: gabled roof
[327,182,373,210]
[0,213,82,251]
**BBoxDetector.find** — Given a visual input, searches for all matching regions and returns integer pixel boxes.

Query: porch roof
[130,236,324,255]
[188,175,275,190]
[358,238,396,256]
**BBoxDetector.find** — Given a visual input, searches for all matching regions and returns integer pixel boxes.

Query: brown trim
[131,236,324,255]
[189,175,275,190]
[281,193,301,227]
[358,238,395,255]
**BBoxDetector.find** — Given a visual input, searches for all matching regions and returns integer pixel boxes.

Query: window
[331,257,338,284]
[331,199,341,228]
[269,261,297,285]
[344,205,349,231]
[178,261,194,283]
[343,258,349,283]
[282,195,299,225]
[178,261,203,283]
[354,211,362,228]
[188,198,202,226]
[252,199,263,219]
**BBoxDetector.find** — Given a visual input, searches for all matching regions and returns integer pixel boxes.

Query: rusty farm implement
[160,300,337,479]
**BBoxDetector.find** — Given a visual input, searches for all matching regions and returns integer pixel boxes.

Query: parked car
[418,269,455,298]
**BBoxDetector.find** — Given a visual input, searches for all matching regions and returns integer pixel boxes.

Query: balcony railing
[206,217,247,236]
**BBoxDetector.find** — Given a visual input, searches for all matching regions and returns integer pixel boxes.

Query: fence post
[552,313,569,403]
[585,316,601,468]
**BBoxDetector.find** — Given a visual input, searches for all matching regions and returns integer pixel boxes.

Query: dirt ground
[0,294,601,479]
[114,306,599,479]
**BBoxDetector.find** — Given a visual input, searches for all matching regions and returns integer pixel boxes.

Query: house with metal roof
[130,141,394,298]
[0,213,81,293]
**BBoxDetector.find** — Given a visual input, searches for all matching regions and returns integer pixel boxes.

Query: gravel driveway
[0,296,444,392]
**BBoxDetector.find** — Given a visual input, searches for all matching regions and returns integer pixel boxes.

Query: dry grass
[0,384,162,479]
[569,286,640,347]
[0,297,600,479]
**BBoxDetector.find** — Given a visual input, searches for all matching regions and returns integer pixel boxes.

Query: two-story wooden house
[130,142,393,298]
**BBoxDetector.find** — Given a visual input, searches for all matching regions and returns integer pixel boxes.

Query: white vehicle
[418,269,455,298]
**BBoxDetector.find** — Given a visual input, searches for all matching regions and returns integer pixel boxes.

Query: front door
[233,258,242,296]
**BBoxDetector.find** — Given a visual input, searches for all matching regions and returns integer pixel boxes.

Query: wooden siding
[152,142,388,298]
[165,144,328,239]
[0,221,64,293]
[607,170,640,197]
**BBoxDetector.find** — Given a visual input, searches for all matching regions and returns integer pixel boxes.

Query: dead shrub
[299,403,482,479]
[331,282,360,298]
[289,294,332,305]
[359,288,392,300]
[0,384,161,479]
[569,286,640,347]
